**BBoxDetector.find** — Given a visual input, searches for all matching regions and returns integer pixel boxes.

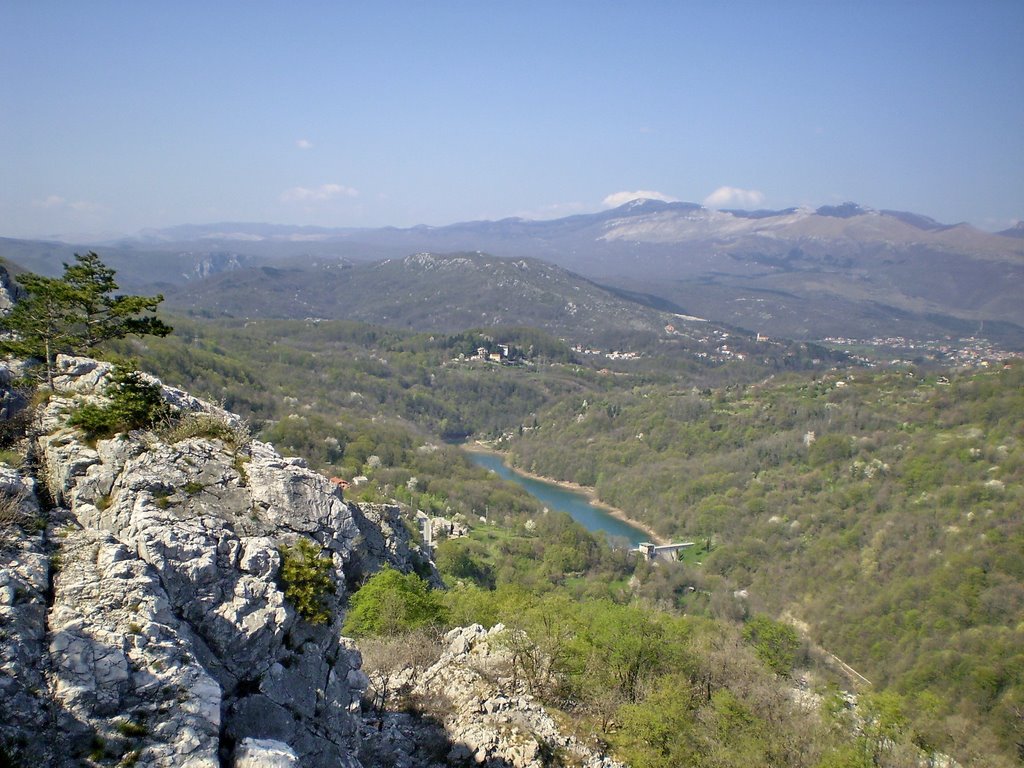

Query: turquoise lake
[464,450,650,547]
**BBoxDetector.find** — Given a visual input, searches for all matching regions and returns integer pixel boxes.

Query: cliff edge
[0,355,617,768]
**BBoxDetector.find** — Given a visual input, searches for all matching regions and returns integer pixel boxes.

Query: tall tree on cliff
[0,252,172,387]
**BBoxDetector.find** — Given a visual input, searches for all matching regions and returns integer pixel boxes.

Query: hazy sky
[2,1,1022,238]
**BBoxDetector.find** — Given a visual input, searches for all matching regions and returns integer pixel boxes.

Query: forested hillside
[503,363,1024,762]
[114,314,1024,765]
[122,317,585,440]
[160,251,849,377]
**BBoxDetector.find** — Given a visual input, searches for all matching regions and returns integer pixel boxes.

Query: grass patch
[675,536,714,566]
[160,412,250,451]
[0,449,24,467]
[115,718,148,738]
[233,454,250,486]
[0,490,31,534]
[182,481,204,496]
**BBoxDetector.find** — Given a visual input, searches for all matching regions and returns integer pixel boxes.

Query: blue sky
[2,1,1022,238]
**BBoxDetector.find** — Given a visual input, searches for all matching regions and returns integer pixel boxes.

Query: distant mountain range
[2,200,1022,348]
[164,251,849,376]
[166,251,686,343]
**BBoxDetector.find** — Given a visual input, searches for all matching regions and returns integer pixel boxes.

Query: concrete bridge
[635,541,694,561]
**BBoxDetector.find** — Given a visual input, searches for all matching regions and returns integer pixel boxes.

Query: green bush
[435,539,496,588]
[343,567,446,637]
[279,538,336,625]
[182,481,204,496]
[742,615,801,676]
[0,408,30,450]
[68,366,170,440]
[115,718,148,738]
[808,432,854,466]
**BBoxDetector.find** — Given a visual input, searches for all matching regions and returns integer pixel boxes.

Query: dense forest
[503,362,1024,763]
[110,314,1023,766]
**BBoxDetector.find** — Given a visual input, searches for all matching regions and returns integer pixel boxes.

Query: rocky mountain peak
[400,252,481,271]
[997,220,1024,238]
[814,202,872,218]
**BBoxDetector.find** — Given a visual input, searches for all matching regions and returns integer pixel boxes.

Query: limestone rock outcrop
[348,501,440,588]
[3,356,367,766]
[0,355,609,767]
[361,624,624,768]
[0,466,52,764]
[47,519,221,766]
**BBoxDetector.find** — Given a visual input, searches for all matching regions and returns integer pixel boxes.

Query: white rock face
[48,524,221,766]
[1,356,603,767]
[234,738,299,767]
[363,623,625,768]
[347,502,440,587]
[0,467,53,761]
[24,357,365,766]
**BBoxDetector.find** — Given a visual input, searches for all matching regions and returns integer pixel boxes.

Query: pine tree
[0,252,172,386]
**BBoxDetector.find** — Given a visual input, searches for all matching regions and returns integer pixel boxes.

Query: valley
[1,215,1021,766]
[5,5,1021,765]
[101,305,1021,766]
[463,447,658,547]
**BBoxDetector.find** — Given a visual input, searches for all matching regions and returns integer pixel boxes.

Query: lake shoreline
[463,442,670,546]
